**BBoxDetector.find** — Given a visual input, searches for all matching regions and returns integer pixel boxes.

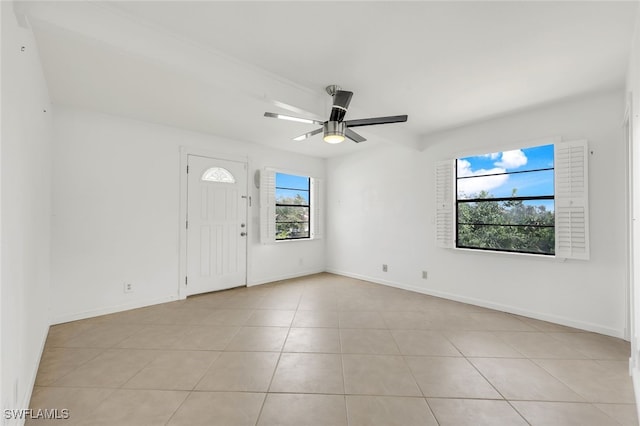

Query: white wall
[1,2,53,422]
[51,106,325,324]
[327,90,628,338]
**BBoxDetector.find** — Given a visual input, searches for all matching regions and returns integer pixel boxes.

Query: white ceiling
[22,1,638,158]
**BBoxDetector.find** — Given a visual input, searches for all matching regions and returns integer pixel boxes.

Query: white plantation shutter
[311,178,323,239]
[435,160,455,248]
[554,140,589,260]
[260,168,276,244]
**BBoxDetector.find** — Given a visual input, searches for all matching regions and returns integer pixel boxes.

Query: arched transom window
[201,167,236,183]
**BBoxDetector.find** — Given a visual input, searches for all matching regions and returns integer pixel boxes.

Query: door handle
[240,232,247,237]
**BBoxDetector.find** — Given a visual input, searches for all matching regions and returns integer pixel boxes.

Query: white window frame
[435,139,589,260]
[260,168,323,244]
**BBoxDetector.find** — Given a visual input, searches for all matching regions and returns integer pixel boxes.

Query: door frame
[178,146,251,299]
[625,93,634,343]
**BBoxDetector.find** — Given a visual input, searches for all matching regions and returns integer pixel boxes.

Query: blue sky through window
[276,173,309,204]
[457,144,554,205]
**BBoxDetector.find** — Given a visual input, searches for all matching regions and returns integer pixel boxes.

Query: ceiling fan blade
[345,128,366,143]
[329,90,353,122]
[264,112,324,126]
[344,115,408,128]
[293,127,323,141]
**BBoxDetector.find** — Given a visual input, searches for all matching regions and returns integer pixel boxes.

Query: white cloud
[482,152,500,160]
[458,174,509,197]
[457,159,508,197]
[495,149,527,169]
[456,159,473,177]
[457,149,528,197]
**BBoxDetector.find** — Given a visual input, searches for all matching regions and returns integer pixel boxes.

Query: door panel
[187,155,247,295]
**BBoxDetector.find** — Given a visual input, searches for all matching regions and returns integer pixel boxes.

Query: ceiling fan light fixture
[323,121,345,144]
[324,134,345,144]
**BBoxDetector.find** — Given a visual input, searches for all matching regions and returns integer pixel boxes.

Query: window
[436,140,589,259]
[275,172,310,240]
[456,144,555,255]
[259,169,323,243]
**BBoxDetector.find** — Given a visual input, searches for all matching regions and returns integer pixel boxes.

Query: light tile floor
[28,273,638,425]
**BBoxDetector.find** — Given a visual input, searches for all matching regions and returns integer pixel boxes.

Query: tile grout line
[252,289,302,426]
[445,332,533,425]
[161,390,191,426]
[528,357,623,405]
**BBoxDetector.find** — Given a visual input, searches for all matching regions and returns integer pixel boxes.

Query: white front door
[187,155,248,295]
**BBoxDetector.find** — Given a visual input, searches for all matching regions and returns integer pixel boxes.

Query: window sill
[275,237,315,243]
[454,246,558,260]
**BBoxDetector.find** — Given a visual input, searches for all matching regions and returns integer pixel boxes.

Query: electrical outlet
[382,264,388,272]
[298,257,304,266]
[422,271,428,279]
[124,282,134,293]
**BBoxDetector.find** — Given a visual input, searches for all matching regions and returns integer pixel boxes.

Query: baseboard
[248,268,325,287]
[633,365,640,422]
[16,321,50,426]
[51,270,324,323]
[326,268,624,339]
[50,295,179,325]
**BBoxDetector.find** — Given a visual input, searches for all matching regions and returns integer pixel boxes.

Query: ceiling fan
[264,85,408,144]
